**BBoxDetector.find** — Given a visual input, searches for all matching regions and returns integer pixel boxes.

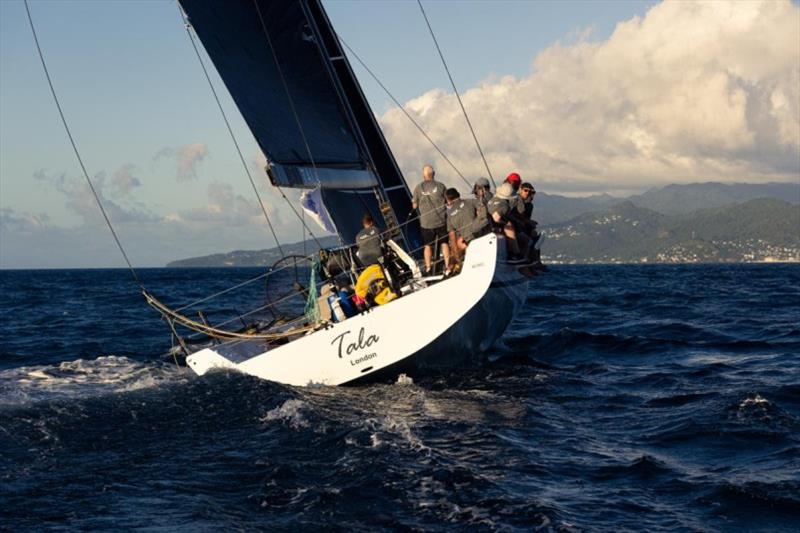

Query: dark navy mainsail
[179,0,418,247]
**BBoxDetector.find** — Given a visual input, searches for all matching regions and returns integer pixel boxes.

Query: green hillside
[543,198,799,263]
[166,235,340,267]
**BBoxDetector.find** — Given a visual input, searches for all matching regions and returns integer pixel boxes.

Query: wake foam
[0,355,184,406]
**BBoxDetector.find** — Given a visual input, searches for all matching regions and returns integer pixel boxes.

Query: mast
[301,0,417,244]
[178,0,420,248]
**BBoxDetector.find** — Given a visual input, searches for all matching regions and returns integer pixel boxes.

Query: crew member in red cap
[505,172,522,192]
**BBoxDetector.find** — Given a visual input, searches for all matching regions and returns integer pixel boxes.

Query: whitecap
[260,398,311,429]
[0,355,185,407]
[739,393,770,409]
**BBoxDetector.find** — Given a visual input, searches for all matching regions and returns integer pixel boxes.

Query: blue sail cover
[179,0,420,248]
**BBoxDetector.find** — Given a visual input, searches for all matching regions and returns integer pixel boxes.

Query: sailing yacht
[167,0,535,386]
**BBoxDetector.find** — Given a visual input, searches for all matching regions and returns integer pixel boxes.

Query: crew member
[487,181,521,257]
[473,177,493,203]
[355,213,382,267]
[501,172,534,252]
[517,182,535,222]
[517,182,545,270]
[515,182,538,239]
[445,188,478,272]
[472,177,493,238]
[411,165,449,275]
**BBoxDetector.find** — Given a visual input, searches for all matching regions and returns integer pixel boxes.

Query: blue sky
[1,0,797,268]
[1,0,653,224]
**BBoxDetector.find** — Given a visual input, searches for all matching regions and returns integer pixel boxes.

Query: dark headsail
[178,0,419,247]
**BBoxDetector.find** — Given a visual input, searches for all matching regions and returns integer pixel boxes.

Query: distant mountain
[530,182,799,225]
[532,192,617,225]
[166,182,800,266]
[542,201,669,261]
[543,198,800,263]
[166,235,340,267]
[627,182,800,215]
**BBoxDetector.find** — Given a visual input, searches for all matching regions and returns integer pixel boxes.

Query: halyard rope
[251,0,332,252]
[337,36,472,189]
[24,0,143,289]
[416,0,496,188]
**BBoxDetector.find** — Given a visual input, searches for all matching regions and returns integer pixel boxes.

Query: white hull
[186,233,528,386]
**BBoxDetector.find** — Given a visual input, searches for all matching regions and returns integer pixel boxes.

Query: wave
[645,392,717,407]
[0,355,185,407]
[696,480,800,521]
[502,325,794,365]
[727,393,799,429]
[589,454,678,482]
[641,392,799,447]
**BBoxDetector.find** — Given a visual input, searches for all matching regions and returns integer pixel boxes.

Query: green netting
[304,256,320,323]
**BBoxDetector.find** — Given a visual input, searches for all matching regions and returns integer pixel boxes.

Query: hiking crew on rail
[354,165,543,277]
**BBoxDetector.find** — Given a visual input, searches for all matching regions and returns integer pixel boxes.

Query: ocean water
[1,264,798,531]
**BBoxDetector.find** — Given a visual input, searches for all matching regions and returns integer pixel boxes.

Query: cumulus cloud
[379,0,800,194]
[164,180,280,228]
[0,208,50,232]
[33,169,156,224]
[110,164,141,196]
[154,142,209,181]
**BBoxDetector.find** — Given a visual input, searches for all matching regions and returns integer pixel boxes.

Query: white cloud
[0,208,50,232]
[379,0,800,194]
[33,169,156,224]
[110,164,141,196]
[153,142,209,181]
[10,157,302,267]
[169,181,266,226]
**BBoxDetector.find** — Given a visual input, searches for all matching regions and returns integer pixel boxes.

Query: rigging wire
[416,0,497,189]
[178,5,286,260]
[23,0,143,289]
[337,36,472,190]
[161,194,486,340]
[171,194,442,314]
[250,0,342,252]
